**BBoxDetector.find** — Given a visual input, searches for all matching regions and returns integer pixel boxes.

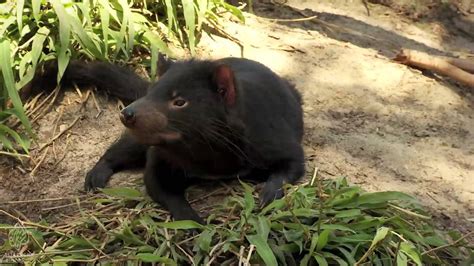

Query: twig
[245,244,255,266]
[175,243,195,265]
[52,133,71,169]
[209,241,225,257]
[238,246,245,266]
[421,231,473,256]
[74,84,83,98]
[259,14,318,22]
[205,19,244,58]
[30,86,61,124]
[81,233,111,259]
[79,90,91,111]
[3,249,96,259]
[388,203,431,220]
[0,151,29,158]
[362,0,370,16]
[310,167,319,186]
[315,167,324,235]
[38,115,82,152]
[41,202,79,211]
[90,90,103,118]
[30,146,50,177]
[26,89,56,117]
[0,209,67,235]
[52,107,64,138]
[24,92,44,112]
[0,196,86,205]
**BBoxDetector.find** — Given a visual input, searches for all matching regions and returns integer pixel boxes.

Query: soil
[1,0,473,236]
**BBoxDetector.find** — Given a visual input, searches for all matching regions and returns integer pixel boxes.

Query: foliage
[0,0,244,159]
[1,176,471,264]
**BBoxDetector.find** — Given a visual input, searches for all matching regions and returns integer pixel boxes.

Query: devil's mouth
[127,129,181,144]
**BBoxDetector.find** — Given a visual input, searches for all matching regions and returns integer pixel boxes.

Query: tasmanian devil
[24,56,305,224]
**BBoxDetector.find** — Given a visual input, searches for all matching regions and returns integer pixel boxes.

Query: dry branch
[444,57,474,74]
[394,49,474,87]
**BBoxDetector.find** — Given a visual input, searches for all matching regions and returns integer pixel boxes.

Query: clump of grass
[1,173,471,265]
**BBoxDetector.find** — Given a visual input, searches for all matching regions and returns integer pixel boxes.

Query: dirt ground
[1,0,473,235]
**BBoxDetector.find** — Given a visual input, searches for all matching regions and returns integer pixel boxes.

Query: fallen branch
[444,57,474,74]
[393,49,474,87]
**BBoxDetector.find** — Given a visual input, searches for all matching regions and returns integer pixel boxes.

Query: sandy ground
[1,1,473,234]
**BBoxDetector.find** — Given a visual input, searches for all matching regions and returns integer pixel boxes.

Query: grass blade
[156,220,204,230]
[101,187,142,199]
[16,0,24,32]
[32,0,41,23]
[31,26,50,67]
[0,16,16,36]
[50,0,72,80]
[246,235,278,266]
[99,1,110,58]
[0,124,30,153]
[0,39,32,135]
[316,229,331,251]
[182,0,196,54]
[400,242,422,266]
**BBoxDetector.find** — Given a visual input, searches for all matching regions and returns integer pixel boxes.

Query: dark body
[26,56,305,223]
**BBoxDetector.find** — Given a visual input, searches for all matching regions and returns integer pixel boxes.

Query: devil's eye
[173,99,187,107]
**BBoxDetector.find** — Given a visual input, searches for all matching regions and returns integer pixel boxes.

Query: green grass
[1,174,471,265]
[0,0,244,159]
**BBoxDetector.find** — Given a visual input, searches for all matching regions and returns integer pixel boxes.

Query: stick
[245,244,255,266]
[444,57,474,74]
[30,146,50,177]
[259,14,318,22]
[38,115,82,152]
[421,231,474,256]
[52,133,71,169]
[394,49,474,87]
[0,196,86,205]
[90,90,103,118]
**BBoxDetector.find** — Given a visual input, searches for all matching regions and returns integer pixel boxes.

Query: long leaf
[0,124,30,153]
[155,220,204,230]
[99,1,110,57]
[0,16,16,36]
[16,0,24,33]
[50,0,72,81]
[182,0,196,54]
[246,235,278,266]
[31,27,49,68]
[32,0,41,23]
[0,39,32,136]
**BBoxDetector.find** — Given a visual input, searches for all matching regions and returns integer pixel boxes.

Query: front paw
[172,210,206,225]
[84,165,113,191]
[259,181,284,208]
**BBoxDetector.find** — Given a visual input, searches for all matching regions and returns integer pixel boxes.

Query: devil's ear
[156,53,175,78]
[213,64,236,106]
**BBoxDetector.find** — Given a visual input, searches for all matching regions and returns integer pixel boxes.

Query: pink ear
[214,65,236,106]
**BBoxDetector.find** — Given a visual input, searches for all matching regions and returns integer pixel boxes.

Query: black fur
[26,57,305,224]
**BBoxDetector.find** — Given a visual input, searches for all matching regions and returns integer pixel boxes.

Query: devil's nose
[120,107,136,127]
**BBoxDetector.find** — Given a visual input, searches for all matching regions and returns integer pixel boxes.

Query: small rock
[414,131,430,137]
